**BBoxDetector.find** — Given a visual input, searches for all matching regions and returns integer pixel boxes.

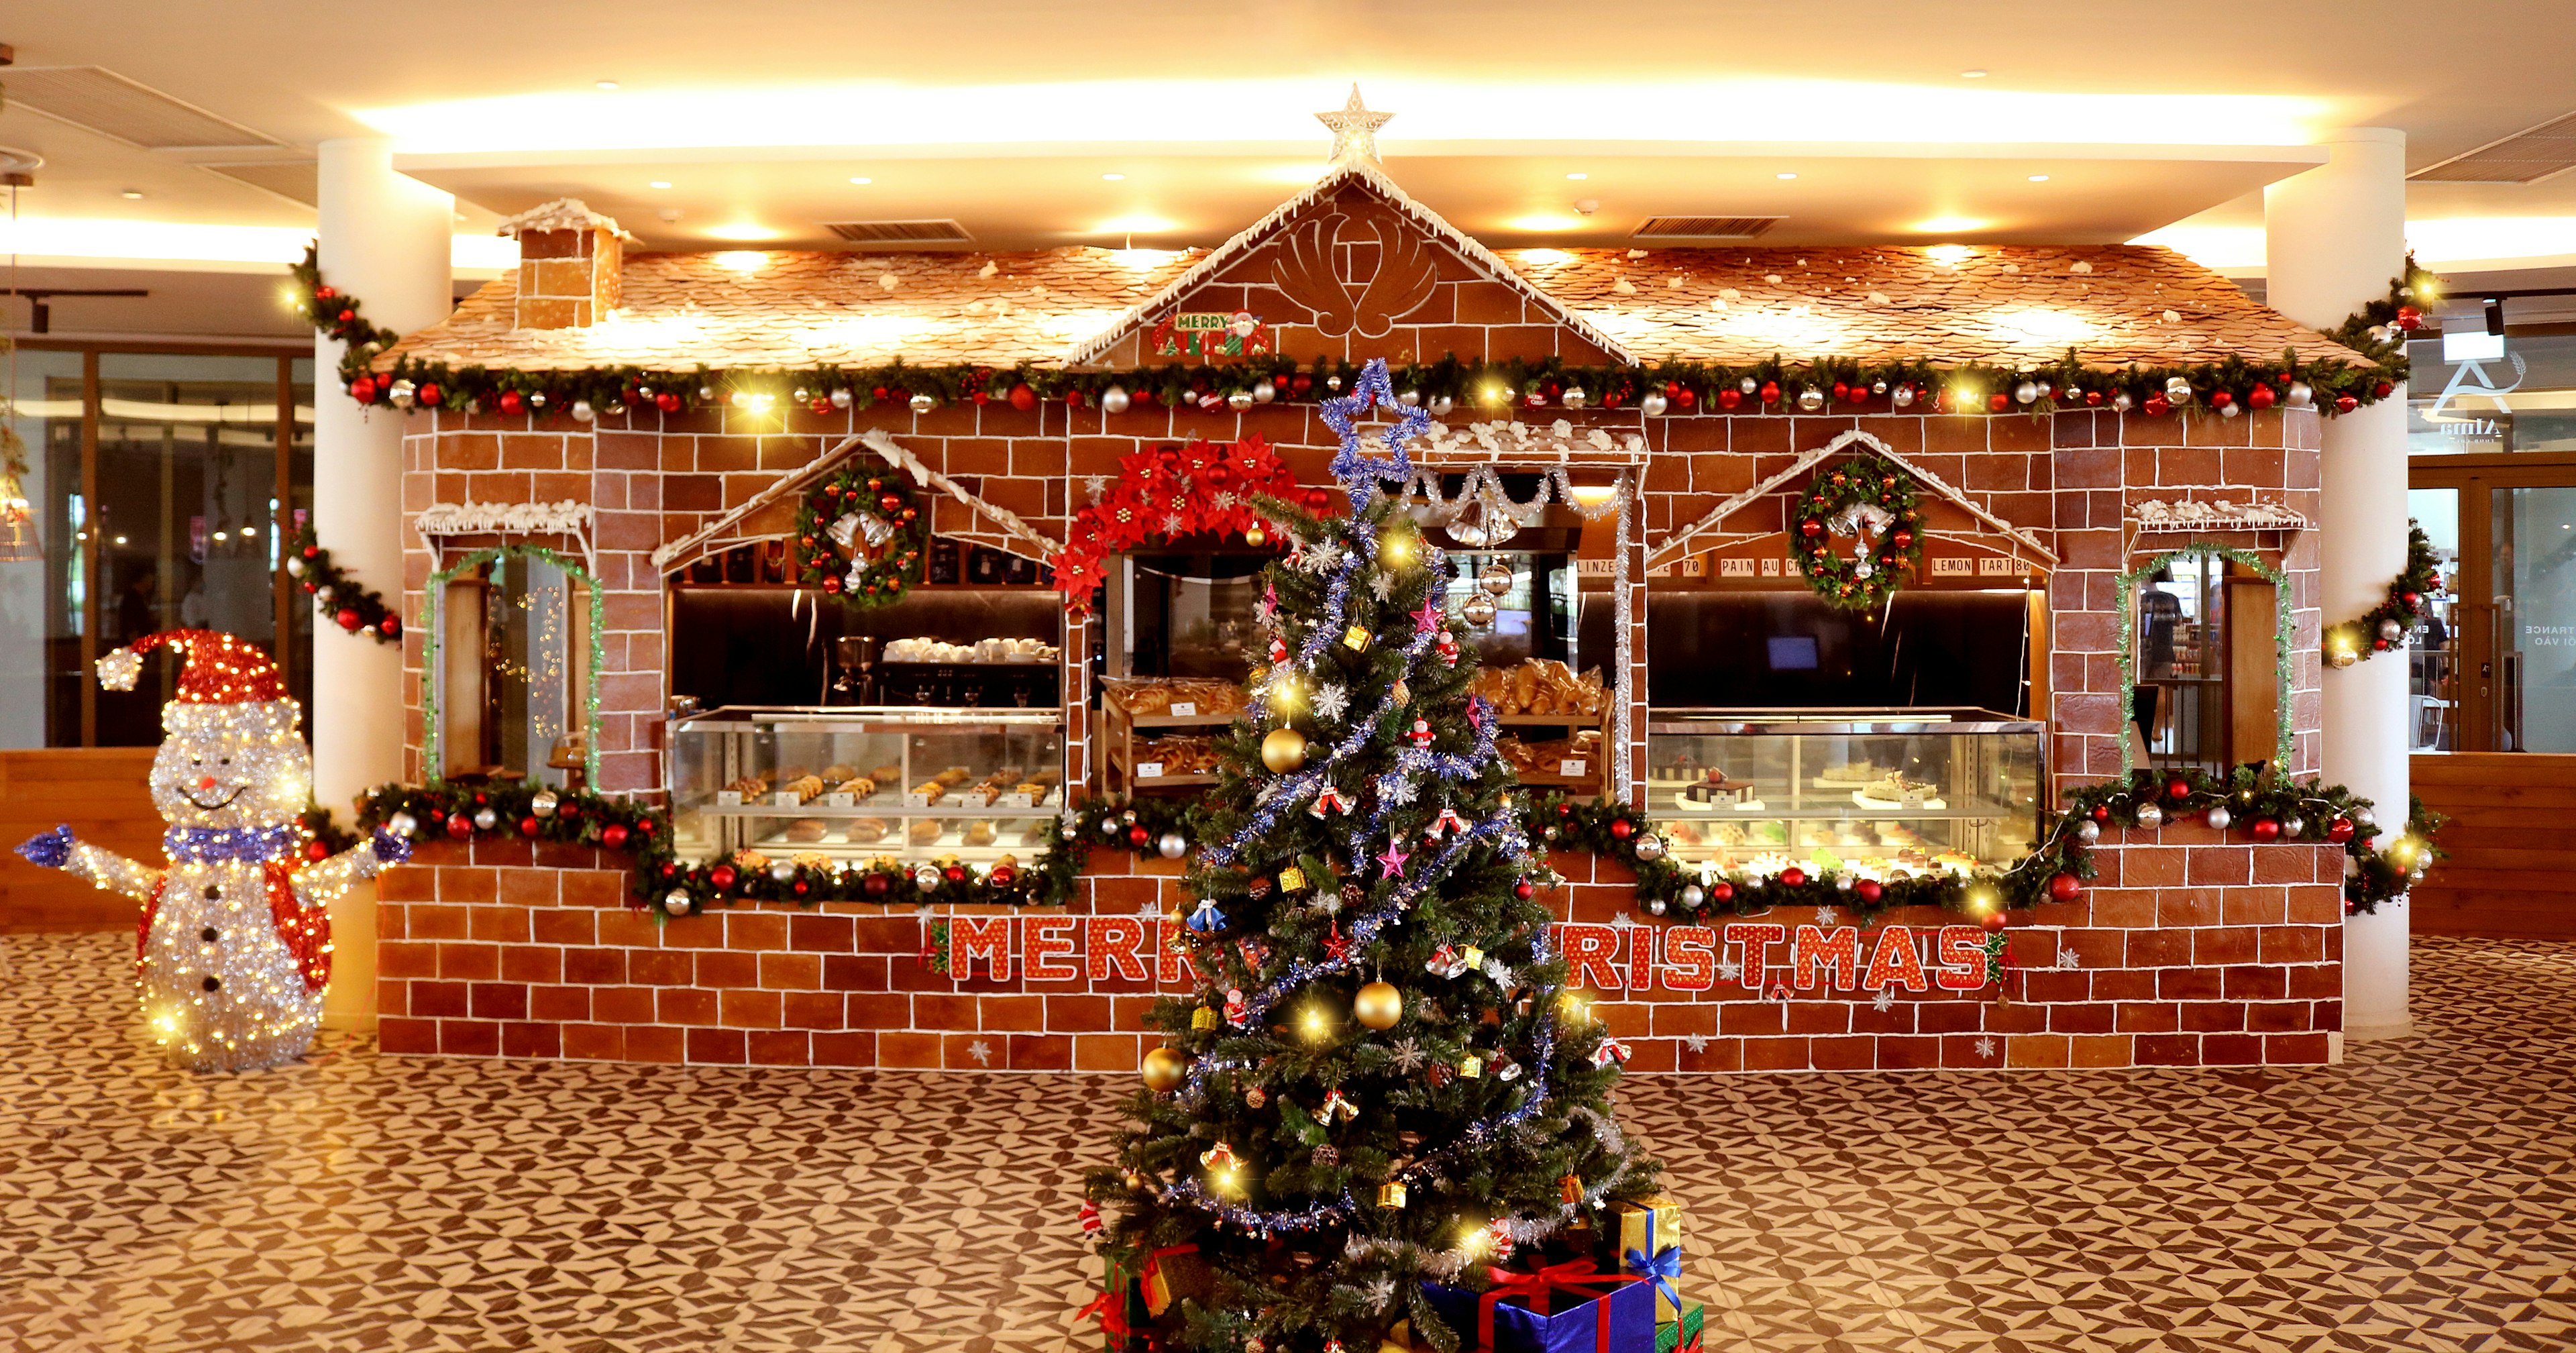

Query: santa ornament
[13,631,411,1073]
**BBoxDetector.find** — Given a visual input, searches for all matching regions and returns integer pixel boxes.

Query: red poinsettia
[1051,435,1322,614]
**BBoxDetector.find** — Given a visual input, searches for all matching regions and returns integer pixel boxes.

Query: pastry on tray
[784,818,829,843]
[779,775,824,803]
[1682,769,1752,803]
[843,818,890,845]
[835,776,877,799]
[908,818,943,846]
[910,781,948,805]
[820,764,857,783]
[965,821,999,847]
[867,763,902,783]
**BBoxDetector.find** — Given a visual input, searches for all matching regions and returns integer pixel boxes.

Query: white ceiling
[5,0,2576,335]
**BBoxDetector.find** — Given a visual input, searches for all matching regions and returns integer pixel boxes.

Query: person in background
[115,564,160,645]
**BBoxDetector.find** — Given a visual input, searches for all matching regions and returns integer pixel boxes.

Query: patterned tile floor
[4,930,2573,1352]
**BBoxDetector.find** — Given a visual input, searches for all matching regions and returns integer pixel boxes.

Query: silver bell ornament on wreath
[908,392,937,414]
[1633,832,1666,862]
[1461,594,1499,628]
[1479,561,1515,596]
[1157,831,1189,860]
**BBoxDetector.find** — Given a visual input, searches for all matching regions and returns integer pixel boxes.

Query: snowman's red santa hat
[98,630,298,733]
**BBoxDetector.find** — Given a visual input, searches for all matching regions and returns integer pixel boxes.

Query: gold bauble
[1141,1046,1189,1092]
[1354,979,1403,1030]
[1244,524,1268,548]
[1261,727,1309,773]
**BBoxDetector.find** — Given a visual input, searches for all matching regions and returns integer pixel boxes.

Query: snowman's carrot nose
[197,775,217,790]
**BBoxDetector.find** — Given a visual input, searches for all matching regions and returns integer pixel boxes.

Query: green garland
[358,781,672,865]
[1531,763,2444,922]
[2318,255,2437,396]
[282,524,402,644]
[791,462,932,606]
[2326,521,2441,667]
[290,243,2409,421]
[1790,455,1924,610]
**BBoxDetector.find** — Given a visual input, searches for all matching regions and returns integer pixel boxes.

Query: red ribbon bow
[1075,1289,1130,1340]
[1477,1257,1640,1350]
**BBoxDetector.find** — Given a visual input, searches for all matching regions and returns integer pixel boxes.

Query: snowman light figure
[13,630,410,1072]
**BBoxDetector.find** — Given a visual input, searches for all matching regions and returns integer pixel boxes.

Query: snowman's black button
[202,975,221,991]
[200,926,220,943]
[202,885,220,900]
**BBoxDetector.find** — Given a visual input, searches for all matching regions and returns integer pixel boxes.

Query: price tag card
[715,790,743,806]
[904,792,937,808]
[1169,702,1199,718]
[1136,761,1167,779]
[1001,792,1034,809]
[1558,758,1587,776]
[771,791,803,807]
[822,793,855,808]
[1900,787,1930,807]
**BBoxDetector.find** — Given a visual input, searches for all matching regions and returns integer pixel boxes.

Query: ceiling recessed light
[2028,174,2050,182]
[120,188,144,199]
[849,176,872,185]
[595,80,620,91]
[1566,172,1589,180]
[1102,172,1126,181]
[649,180,672,189]
[1960,68,1988,78]
[1776,172,1798,180]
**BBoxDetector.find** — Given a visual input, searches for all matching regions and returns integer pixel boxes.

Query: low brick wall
[374,826,2343,1070]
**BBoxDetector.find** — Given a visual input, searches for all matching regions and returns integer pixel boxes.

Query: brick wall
[374,826,2342,1071]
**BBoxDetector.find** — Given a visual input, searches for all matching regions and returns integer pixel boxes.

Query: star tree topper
[1316,84,1395,165]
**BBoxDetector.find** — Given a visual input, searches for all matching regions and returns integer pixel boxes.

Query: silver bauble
[663,889,694,916]
[386,812,418,838]
[1891,384,1916,409]
[2204,805,2232,830]
[1228,391,1255,411]
[528,392,546,409]
[389,379,417,409]
[769,860,797,883]
[284,555,305,578]
[1797,386,1824,411]
[1102,386,1132,414]
[1633,833,1665,862]
[2378,618,2404,643]
[2282,813,2305,836]
[2134,803,2163,829]
[2328,647,2358,669]
[2075,818,2100,845]
[571,399,596,423]
[1872,378,1889,394]
[2220,402,2241,419]
[1835,873,1854,891]
[1253,380,1277,404]
[2164,376,2193,404]
[2287,381,2313,408]
[830,388,854,409]
[2355,808,2376,828]
[1562,386,1587,411]
[1398,389,1420,407]
[1645,897,1666,916]
[1428,396,1455,417]
[1640,391,1668,417]
[472,808,498,831]
[914,865,943,892]
[1157,831,1189,860]
[1679,884,1705,910]
[2112,391,2135,412]
[530,791,559,818]
[1461,594,1499,627]
[2013,380,2039,405]
[1739,376,1758,394]
[1325,375,1343,391]
[1479,561,1515,596]
[908,392,937,414]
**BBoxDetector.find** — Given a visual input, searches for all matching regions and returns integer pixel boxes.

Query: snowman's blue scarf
[164,824,299,865]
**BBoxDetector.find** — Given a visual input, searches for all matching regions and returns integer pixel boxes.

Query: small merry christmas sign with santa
[15,631,409,1073]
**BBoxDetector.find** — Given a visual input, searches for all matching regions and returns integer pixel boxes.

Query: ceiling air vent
[0,66,276,149]
[2411,109,2576,184]
[1632,215,1784,241]
[824,219,973,244]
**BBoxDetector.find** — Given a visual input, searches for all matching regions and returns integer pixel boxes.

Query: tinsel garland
[1788,454,1925,610]
[2324,520,2441,667]
[281,525,402,644]
[1538,762,2445,922]
[288,245,2414,422]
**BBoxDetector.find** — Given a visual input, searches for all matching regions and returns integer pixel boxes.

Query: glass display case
[669,706,1065,867]
[1644,708,2043,878]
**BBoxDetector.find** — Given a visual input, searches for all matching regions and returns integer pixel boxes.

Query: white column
[2264,127,2412,1042]
[313,138,451,1030]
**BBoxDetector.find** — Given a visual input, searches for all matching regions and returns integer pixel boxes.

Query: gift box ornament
[1422,1257,1654,1353]
[1138,1242,1211,1318]
[1089,1254,1154,1353]
[1655,1299,1705,1353]
[1606,1195,1683,1321]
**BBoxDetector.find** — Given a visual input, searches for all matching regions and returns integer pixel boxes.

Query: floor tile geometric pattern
[5,930,2573,1352]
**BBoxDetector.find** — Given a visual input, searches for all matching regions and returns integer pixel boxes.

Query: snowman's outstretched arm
[289,827,415,910]
[15,827,164,902]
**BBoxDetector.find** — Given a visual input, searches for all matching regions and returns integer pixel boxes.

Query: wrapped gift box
[1605,1195,1683,1321]
[1421,1258,1655,1353]
[1138,1242,1210,1317]
[1656,1299,1705,1353]
[1090,1254,1152,1353]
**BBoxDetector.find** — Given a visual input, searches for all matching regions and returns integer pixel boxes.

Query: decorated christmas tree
[1088,360,1659,1352]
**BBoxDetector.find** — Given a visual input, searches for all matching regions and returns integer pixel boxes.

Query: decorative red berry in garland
[1778,865,1807,887]
[2047,872,2084,902]
[710,863,738,891]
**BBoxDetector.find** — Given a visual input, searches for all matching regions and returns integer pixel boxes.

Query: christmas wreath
[2324,519,2440,667]
[1051,435,1331,612]
[794,464,933,606]
[1790,456,1924,610]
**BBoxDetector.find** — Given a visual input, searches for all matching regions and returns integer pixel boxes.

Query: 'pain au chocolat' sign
[929,916,1998,997]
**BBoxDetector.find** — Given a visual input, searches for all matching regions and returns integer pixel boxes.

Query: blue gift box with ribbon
[1421,1258,1656,1353]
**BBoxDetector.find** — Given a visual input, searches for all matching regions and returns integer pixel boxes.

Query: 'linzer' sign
[928,918,1999,997]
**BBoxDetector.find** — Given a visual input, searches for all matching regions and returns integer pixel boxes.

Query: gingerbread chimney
[497,198,631,329]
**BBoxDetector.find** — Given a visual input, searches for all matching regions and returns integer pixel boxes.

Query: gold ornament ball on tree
[1141,1046,1190,1092]
[1354,979,1403,1030]
[1261,727,1309,773]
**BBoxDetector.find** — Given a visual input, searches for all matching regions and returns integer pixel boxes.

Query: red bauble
[350,377,378,403]
[336,309,355,323]
[861,871,890,898]
[2084,390,2104,407]
[2210,390,2234,410]
[2165,777,2192,802]
[519,816,541,836]
[792,880,809,896]
[379,616,401,640]
[655,391,682,413]
[304,839,331,861]
[2247,383,2276,410]
[991,865,1016,887]
[943,864,967,884]
[2395,305,2423,331]
[1890,529,1913,549]
[2144,394,2171,417]
[1205,462,1233,489]
[2092,804,2111,822]
[302,545,319,561]
[1513,879,1536,900]
[1609,818,1634,840]
[2250,816,2282,843]
[810,397,831,414]
[335,608,362,631]
[1710,881,1735,904]
[1717,388,1742,411]
[498,390,525,415]
[1831,381,1849,400]
[1674,386,1697,408]
[315,286,336,301]
[2326,818,2356,844]
[2335,394,2359,413]
[2373,381,2395,398]
[1799,519,1823,538]
[1778,866,1807,887]
[1305,487,1333,511]
[600,823,630,850]
[419,383,443,407]
[1557,802,1574,818]
[710,863,738,891]
[2047,871,2083,902]
[444,813,474,841]
[1987,392,2011,413]
[2400,591,2420,608]
[1855,878,1884,904]
[1758,381,1780,404]
[1127,824,1150,848]
[1008,383,1037,411]
[879,492,904,515]
[1982,910,2008,930]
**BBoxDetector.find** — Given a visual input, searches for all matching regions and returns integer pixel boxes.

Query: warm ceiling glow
[2406,216,2576,264]
[1507,215,1582,233]
[2127,223,2264,268]
[1097,213,1176,236]
[1912,215,1989,233]
[1518,248,1574,264]
[1925,244,1976,265]
[1991,308,2099,345]
[594,80,620,91]
[849,176,872,185]
[1960,69,1989,79]
[712,250,769,272]
[705,223,779,241]
[649,180,672,189]
[1776,172,1799,180]
[1101,172,1126,181]
[0,217,512,270]
[2027,174,2051,182]
[1566,172,1589,180]
[354,78,2322,154]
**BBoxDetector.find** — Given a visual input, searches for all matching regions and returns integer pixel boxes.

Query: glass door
[2410,459,2576,752]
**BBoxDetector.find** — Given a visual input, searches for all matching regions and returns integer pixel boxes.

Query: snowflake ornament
[1313,683,1350,720]
[1390,1038,1428,1071]
[968,1038,994,1066]
[1371,571,1397,601]
[2056,947,2082,970]
[1974,1035,1998,1059]
[1717,958,1744,983]
[1379,774,1418,807]
[1815,906,1839,926]
[1872,988,1896,1012]
[1683,1032,1709,1054]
